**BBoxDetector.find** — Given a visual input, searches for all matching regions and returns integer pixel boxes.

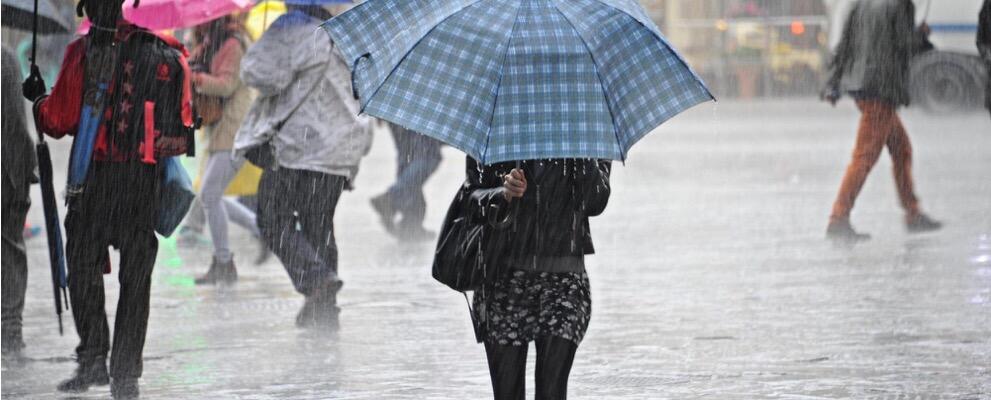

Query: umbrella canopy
[80,0,256,31]
[1,0,71,34]
[323,0,714,164]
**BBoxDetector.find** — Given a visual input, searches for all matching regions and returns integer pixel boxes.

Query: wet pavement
[3,99,990,399]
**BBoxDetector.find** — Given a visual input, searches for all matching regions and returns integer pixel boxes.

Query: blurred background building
[644,0,830,99]
[644,0,987,111]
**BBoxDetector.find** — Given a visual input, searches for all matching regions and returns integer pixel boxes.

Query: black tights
[484,336,578,400]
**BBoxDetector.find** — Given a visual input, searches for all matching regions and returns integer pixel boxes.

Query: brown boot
[194,256,238,285]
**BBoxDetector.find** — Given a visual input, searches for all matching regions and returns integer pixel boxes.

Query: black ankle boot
[194,256,238,285]
[111,377,140,399]
[296,280,343,329]
[57,357,110,393]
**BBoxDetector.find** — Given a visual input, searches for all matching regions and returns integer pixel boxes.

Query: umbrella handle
[31,0,38,66]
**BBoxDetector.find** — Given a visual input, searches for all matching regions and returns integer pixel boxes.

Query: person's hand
[22,65,47,102]
[502,168,527,202]
[820,86,840,107]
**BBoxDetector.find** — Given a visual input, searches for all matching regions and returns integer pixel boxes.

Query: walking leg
[108,228,157,379]
[1,181,30,352]
[58,207,112,392]
[484,342,528,400]
[534,336,578,400]
[830,99,892,221]
[200,152,244,262]
[257,169,328,296]
[886,113,920,217]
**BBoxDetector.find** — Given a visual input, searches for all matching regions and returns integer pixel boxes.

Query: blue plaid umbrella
[322,0,714,164]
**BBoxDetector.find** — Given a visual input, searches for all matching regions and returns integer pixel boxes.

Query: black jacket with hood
[459,157,611,261]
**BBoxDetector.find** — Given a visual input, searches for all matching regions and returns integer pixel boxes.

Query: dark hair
[78,0,132,45]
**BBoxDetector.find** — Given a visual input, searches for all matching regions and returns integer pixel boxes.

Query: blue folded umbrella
[323,0,714,164]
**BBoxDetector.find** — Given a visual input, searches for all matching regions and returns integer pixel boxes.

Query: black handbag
[432,186,514,292]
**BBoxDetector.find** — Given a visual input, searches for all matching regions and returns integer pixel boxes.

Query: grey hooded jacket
[233,10,372,181]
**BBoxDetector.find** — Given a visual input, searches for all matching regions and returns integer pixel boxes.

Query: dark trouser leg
[298,172,346,280]
[387,123,442,230]
[258,168,342,296]
[1,179,31,348]
[65,209,112,365]
[534,336,578,400]
[484,342,527,400]
[108,228,157,379]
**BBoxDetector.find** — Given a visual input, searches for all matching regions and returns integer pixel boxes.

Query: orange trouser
[831,99,920,221]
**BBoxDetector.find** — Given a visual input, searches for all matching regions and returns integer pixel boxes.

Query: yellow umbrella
[245,1,286,40]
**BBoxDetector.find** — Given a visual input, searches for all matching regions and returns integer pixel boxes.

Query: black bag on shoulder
[432,186,513,292]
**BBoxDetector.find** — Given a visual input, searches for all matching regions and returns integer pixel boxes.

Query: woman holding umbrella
[324,1,713,398]
[464,158,611,398]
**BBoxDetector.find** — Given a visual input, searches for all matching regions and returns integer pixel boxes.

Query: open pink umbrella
[80,0,254,32]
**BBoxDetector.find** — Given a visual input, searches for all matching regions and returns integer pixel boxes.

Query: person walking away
[233,4,373,329]
[458,158,610,400]
[177,15,261,284]
[2,47,38,357]
[370,122,442,242]
[822,0,941,242]
[29,0,195,396]
[978,0,991,117]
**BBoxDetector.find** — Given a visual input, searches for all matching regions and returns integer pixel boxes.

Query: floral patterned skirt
[472,269,591,346]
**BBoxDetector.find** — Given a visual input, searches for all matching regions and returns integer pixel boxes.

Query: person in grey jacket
[2,47,37,355]
[233,4,372,329]
[822,0,941,242]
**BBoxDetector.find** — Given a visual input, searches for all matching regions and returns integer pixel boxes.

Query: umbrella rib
[361,0,487,114]
[479,0,524,165]
[549,0,626,161]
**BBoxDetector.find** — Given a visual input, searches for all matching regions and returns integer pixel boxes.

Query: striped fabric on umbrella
[323,0,714,164]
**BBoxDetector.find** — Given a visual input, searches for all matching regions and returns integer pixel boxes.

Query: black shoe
[57,357,110,393]
[296,280,343,329]
[906,213,942,233]
[370,194,397,235]
[111,377,139,399]
[194,257,238,285]
[826,219,871,243]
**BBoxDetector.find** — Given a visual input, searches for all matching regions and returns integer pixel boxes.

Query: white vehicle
[825,0,987,112]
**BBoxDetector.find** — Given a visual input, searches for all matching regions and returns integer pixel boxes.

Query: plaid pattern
[322,0,713,164]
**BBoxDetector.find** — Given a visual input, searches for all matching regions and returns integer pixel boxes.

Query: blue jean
[386,123,442,229]
[186,151,259,261]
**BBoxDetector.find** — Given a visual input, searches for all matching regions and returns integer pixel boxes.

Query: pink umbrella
[80,0,254,32]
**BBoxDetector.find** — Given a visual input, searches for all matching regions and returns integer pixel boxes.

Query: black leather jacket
[460,157,611,258]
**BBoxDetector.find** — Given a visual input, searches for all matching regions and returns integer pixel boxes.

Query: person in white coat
[233,3,372,329]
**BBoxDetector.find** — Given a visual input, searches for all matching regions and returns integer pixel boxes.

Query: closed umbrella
[14,0,71,334]
[36,135,69,334]
[322,0,714,164]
